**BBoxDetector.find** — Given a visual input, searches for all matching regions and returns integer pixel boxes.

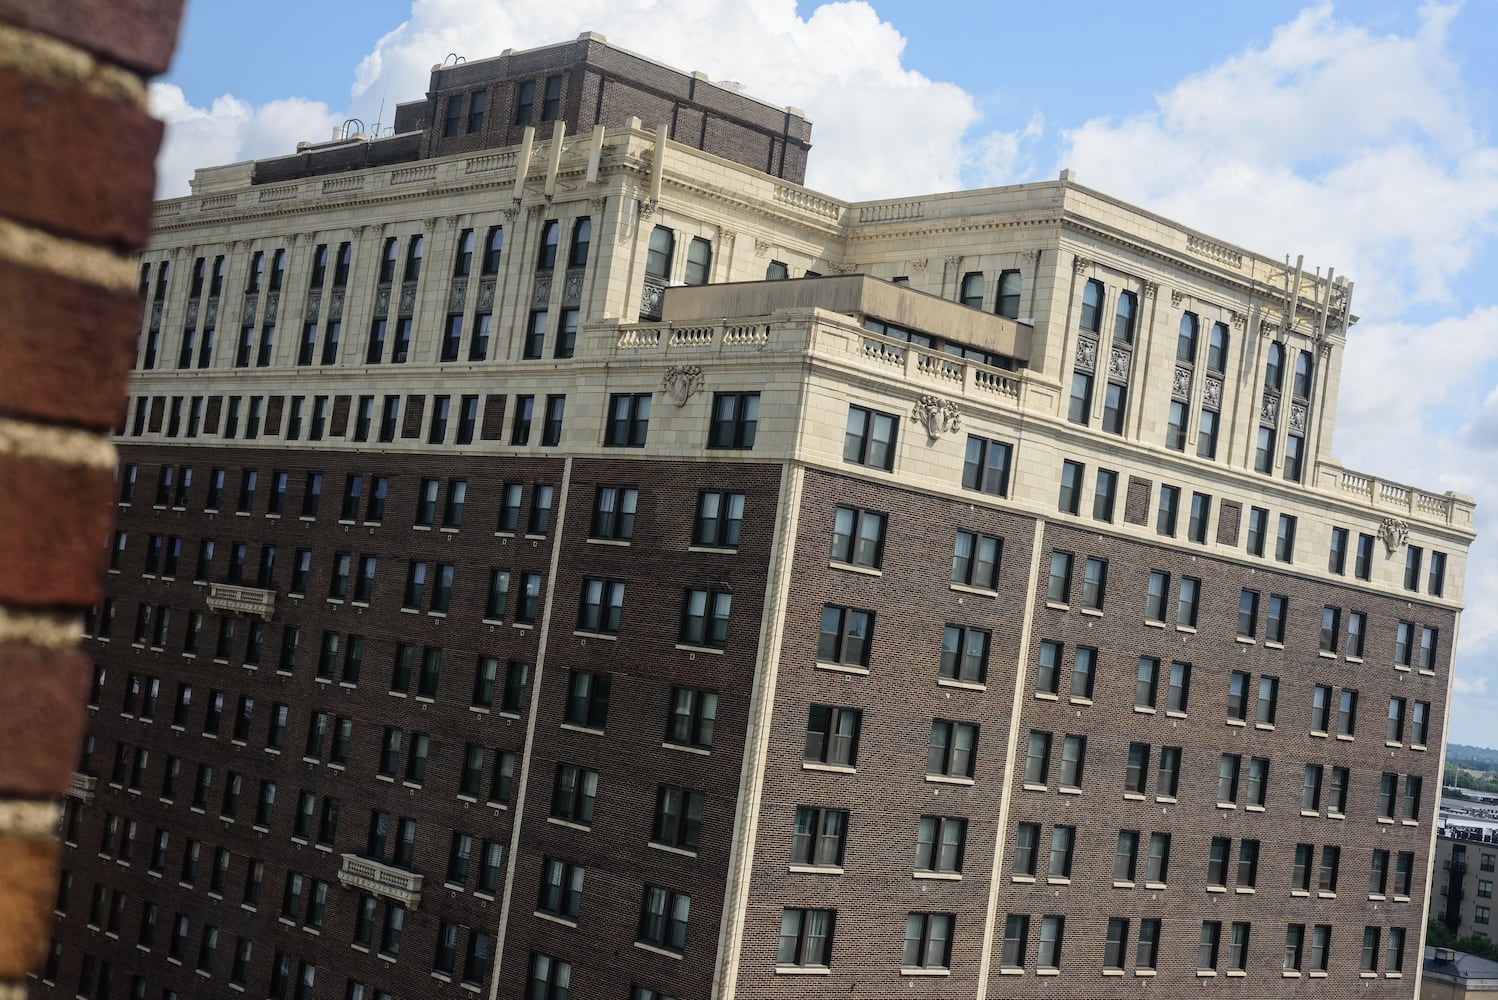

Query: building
[38,31,1474,1000]
[1422,946,1498,998]
[1434,799,1498,937]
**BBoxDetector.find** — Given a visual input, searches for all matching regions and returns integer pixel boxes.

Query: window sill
[1335,733,1354,742]
[1346,656,1363,664]
[662,741,710,756]
[1069,696,1092,706]
[1034,691,1059,701]
[634,942,683,961]
[803,762,856,774]
[1144,619,1165,629]
[1123,792,1145,801]
[1226,718,1245,728]
[1112,879,1134,888]
[1290,889,1310,897]
[1045,601,1070,612]
[1328,811,1345,821]
[926,774,974,786]
[1155,796,1177,805]
[1216,802,1236,810]
[788,864,843,875]
[1022,783,1047,792]
[1133,705,1155,715]
[1300,809,1319,817]
[829,561,881,577]
[1206,885,1226,894]
[574,630,617,642]
[1419,669,1437,676]
[1035,968,1059,977]
[1359,972,1377,979]
[1386,971,1404,978]
[1011,874,1036,884]
[686,545,739,554]
[1135,969,1156,977]
[813,660,866,675]
[1235,636,1256,645]
[1255,722,1275,731]
[1310,730,1328,739]
[586,537,631,547]
[938,678,986,692]
[913,871,962,881]
[949,583,998,598]
[1000,967,1024,976]
[1283,970,1302,978]
[1394,664,1411,672]
[900,967,950,977]
[1058,786,1081,796]
[1226,969,1247,978]
[1165,710,1187,719]
[1079,607,1104,618]
[1234,887,1256,895]
[774,967,830,976]
[1309,970,1328,978]
[1412,743,1427,752]
[648,841,698,859]
[1265,640,1285,650]
[1046,876,1070,885]
[1317,891,1337,899]
[1318,651,1337,659]
[533,911,578,928]
[1394,895,1411,902]
[559,722,605,736]
[1402,819,1420,826]
[1176,625,1197,634]
[1196,971,1217,978]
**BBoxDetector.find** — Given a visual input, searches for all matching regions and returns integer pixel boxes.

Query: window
[1176,576,1200,627]
[1387,927,1407,973]
[577,578,624,635]
[1067,371,1093,425]
[792,806,848,867]
[1430,550,1447,596]
[1145,832,1171,883]
[1165,400,1187,451]
[1046,551,1072,603]
[1079,279,1104,331]
[590,486,638,541]
[652,786,703,852]
[666,687,717,749]
[830,506,886,568]
[1276,514,1297,562]
[951,531,1001,589]
[940,625,990,684]
[817,605,873,667]
[1337,688,1358,736]
[563,670,611,729]
[927,720,978,779]
[777,908,834,969]
[1187,492,1210,543]
[1217,756,1240,804]
[1024,731,1051,785]
[1156,747,1181,799]
[962,434,1012,495]
[1155,484,1179,536]
[1001,914,1029,968]
[683,236,711,285]
[1303,765,1326,813]
[679,589,731,649]
[1403,775,1423,821]
[1412,701,1430,745]
[637,885,690,953]
[693,490,744,548]
[1164,661,1190,714]
[996,269,1021,317]
[379,904,406,957]
[1266,594,1287,643]
[604,392,651,447]
[1284,433,1304,481]
[1319,846,1341,893]
[1144,570,1169,621]
[844,405,899,470]
[914,816,964,874]
[1057,460,1083,514]
[1419,625,1439,670]
[551,764,598,825]
[537,858,583,920]
[1013,823,1041,877]
[805,704,861,767]
[1114,290,1138,343]
[1048,826,1076,879]
[959,272,984,308]
[901,913,954,970]
[1064,558,1104,610]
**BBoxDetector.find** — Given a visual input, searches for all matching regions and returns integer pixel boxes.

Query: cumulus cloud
[150,83,346,198]
[1454,675,1488,697]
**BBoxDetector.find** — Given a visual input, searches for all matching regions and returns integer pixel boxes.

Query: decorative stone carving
[943,255,962,274]
[1020,249,1041,265]
[717,227,736,243]
[150,301,162,328]
[1170,289,1184,308]
[398,284,417,316]
[242,297,257,326]
[1230,310,1246,330]
[826,261,857,274]
[1379,517,1409,555]
[640,278,666,320]
[1172,365,1192,401]
[1142,282,1158,300]
[1260,391,1279,425]
[531,273,552,308]
[1202,375,1223,411]
[1074,336,1097,374]
[374,286,390,318]
[1289,401,1308,434]
[563,272,585,306]
[305,291,321,323]
[477,280,496,313]
[912,395,961,441]
[1072,256,1092,273]
[423,217,437,233]
[662,365,704,407]
[910,258,930,274]
[328,289,344,321]
[443,215,458,229]
[264,292,279,324]
[590,197,608,213]
[1108,346,1131,381]
[448,282,466,313]
[1259,320,1279,337]
[186,299,198,328]
[205,298,218,326]
[753,239,771,257]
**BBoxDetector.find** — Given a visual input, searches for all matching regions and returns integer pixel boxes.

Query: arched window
[1177,313,1199,364]
[452,230,474,277]
[536,221,559,271]
[482,227,503,275]
[403,236,423,282]
[960,272,984,309]
[1080,279,1103,332]
[646,226,674,280]
[1264,343,1285,392]
[1206,323,1228,374]
[996,270,1022,319]
[1113,291,1137,344]
[568,218,592,269]
[1293,350,1313,399]
[684,238,712,286]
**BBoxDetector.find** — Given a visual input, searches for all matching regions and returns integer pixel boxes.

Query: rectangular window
[1187,492,1210,543]
[1176,577,1200,627]
[1058,460,1083,514]
[651,785,703,852]
[961,434,1012,495]
[537,857,584,920]
[1079,557,1107,610]
[1046,551,1073,604]
[927,719,979,779]
[844,405,899,470]
[604,393,652,447]
[1135,657,1158,709]
[1246,506,1268,556]
[1024,731,1051,785]
[1093,468,1118,521]
[1329,527,1349,574]
[1156,747,1181,798]
[777,908,834,969]
[693,490,744,548]
[1266,594,1287,643]
[1347,610,1367,657]
[792,806,848,867]
[590,486,638,541]
[576,578,624,635]
[1001,915,1028,968]
[707,392,760,449]
[1276,514,1297,562]
[1156,484,1179,535]
[830,506,886,568]
[805,705,861,767]
[679,589,732,649]
[951,530,1001,589]
[1067,372,1092,425]
[637,885,690,954]
[902,912,954,970]
[817,605,873,667]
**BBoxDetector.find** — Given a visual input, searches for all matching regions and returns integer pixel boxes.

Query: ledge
[337,854,422,909]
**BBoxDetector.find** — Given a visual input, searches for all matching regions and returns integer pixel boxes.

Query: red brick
[0,835,58,977]
[0,645,88,797]
[0,0,185,76]
[0,455,113,608]
[0,262,140,429]
[0,66,161,246]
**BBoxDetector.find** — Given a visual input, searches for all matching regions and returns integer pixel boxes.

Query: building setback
[38,31,1473,1000]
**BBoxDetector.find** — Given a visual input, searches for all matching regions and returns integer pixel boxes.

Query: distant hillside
[1447,744,1498,793]
[1450,744,1498,768]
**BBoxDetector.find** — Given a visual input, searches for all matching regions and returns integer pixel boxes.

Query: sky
[155,1,1498,744]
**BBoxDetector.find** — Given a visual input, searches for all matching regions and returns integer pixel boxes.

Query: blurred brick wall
[0,2,183,996]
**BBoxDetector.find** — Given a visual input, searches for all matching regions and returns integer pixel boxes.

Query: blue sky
[158,1,1498,744]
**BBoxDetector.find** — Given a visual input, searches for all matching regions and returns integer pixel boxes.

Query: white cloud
[150,83,344,198]
[1454,675,1488,697]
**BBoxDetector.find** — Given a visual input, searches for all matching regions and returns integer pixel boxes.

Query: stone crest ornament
[531,273,552,308]
[398,284,417,316]
[663,365,705,407]
[913,395,961,441]
[1074,336,1097,374]
[205,298,218,326]
[1108,346,1131,381]
[1142,282,1158,300]
[1072,256,1092,274]
[563,273,585,306]
[304,291,320,324]
[264,292,279,324]
[753,239,772,257]
[1170,289,1184,308]
[1259,393,1279,424]
[1202,375,1223,410]
[448,282,466,313]
[1289,401,1308,434]
[242,296,257,326]
[373,286,390,318]
[1171,365,1192,401]
[1020,249,1041,265]
[328,289,344,321]
[1379,517,1409,555]
[477,279,496,313]
[186,299,199,328]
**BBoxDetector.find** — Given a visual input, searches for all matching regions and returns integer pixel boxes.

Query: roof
[1426,946,1498,989]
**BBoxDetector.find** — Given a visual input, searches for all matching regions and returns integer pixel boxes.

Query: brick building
[39,32,1472,1000]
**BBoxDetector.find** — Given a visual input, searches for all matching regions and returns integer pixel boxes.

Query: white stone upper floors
[130,120,1472,606]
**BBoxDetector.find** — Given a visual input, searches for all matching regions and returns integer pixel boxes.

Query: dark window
[843,405,899,470]
[707,392,759,448]
[962,435,1012,495]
